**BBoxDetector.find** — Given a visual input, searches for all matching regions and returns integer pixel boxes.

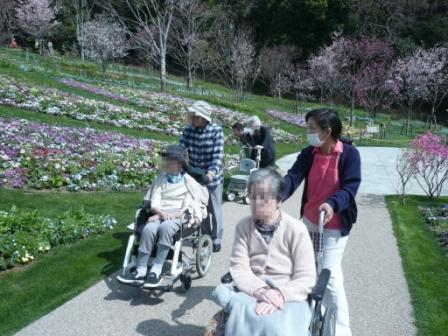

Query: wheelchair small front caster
[227,192,236,202]
[180,273,192,292]
[243,195,250,204]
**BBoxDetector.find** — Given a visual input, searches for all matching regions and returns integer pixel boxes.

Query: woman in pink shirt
[283,109,361,336]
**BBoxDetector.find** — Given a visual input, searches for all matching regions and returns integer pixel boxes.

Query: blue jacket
[282,142,361,236]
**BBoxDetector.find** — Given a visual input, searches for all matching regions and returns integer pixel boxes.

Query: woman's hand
[255,301,277,315]
[158,211,179,221]
[206,171,215,182]
[147,214,159,222]
[254,288,284,310]
[319,203,334,224]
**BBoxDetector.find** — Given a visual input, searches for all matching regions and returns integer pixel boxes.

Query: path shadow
[102,270,166,306]
[135,285,217,336]
[136,319,204,336]
[102,256,216,309]
[171,285,215,320]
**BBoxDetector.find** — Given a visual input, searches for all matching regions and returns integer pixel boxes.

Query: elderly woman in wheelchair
[212,168,317,336]
[117,145,209,288]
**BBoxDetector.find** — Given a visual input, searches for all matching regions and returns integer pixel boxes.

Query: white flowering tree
[258,45,297,100]
[417,47,448,128]
[56,0,96,61]
[207,14,256,102]
[110,0,177,93]
[169,0,211,90]
[230,28,256,102]
[15,0,58,55]
[79,15,129,73]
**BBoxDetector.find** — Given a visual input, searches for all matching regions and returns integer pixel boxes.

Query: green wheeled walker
[226,146,262,204]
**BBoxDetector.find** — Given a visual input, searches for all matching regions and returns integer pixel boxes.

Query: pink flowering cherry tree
[410,132,448,199]
[307,42,340,106]
[392,50,429,135]
[15,0,59,55]
[355,50,397,120]
[331,35,394,124]
[290,65,315,114]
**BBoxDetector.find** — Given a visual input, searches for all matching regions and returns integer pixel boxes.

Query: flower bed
[223,154,240,174]
[0,75,185,136]
[0,117,158,191]
[267,109,307,128]
[418,205,448,252]
[61,77,250,125]
[0,206,117,270]
[342,123,363,140]
[61,78,300,143]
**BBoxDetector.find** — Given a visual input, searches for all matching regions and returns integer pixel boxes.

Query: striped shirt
[180,123,224,187]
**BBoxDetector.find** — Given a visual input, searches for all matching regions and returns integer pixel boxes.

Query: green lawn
[2,47,440,147]
[0,189,143,336]
[386,195,448,336]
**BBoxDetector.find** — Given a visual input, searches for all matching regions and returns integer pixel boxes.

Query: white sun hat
[187,100,213,122]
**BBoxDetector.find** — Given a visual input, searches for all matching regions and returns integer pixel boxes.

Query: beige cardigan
[143,172,209,225]
[229,212,316,302]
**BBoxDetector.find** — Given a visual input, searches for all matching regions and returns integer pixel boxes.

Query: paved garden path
[16,148,420,336]
[277,147,448,196]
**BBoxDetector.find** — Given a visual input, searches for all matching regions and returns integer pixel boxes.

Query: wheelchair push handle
[318,209,326,235]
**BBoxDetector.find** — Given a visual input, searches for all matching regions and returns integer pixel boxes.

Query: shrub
[0,206,117,270]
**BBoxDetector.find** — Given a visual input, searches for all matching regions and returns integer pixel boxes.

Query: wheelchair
[118,196,215,292]
[206,211,336,336]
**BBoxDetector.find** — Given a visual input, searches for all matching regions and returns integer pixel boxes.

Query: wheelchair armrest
[141,200,152,212]
[221,272,233,284]
[312,268,331,302]
[181,209,193,226]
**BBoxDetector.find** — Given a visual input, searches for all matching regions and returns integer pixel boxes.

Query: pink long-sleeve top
[229,212,316,302]
[304,140,343,229]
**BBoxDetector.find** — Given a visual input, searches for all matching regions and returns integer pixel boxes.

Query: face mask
[307,132,325,147]
[244,127,254,136]
[167,173,184,184]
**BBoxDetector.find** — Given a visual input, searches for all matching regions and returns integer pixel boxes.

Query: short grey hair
[248,168,285,201]
[246,115,261,128]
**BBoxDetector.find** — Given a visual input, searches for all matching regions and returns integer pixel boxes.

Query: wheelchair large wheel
[321,303,336,336]
[196,234,212,277]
